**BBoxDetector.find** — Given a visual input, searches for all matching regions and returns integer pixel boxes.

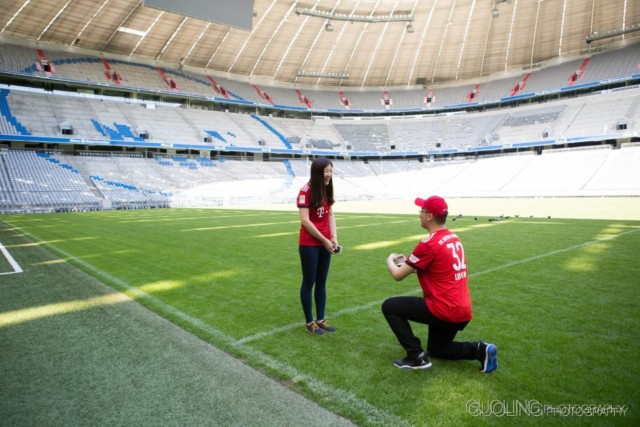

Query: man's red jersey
[405,228,473,323]
[297,183,332,246]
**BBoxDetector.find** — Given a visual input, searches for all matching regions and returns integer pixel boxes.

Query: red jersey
[296,183,332,246]
[405,228,472,323]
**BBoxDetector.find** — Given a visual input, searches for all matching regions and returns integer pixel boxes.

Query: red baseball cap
[415,195,448,218]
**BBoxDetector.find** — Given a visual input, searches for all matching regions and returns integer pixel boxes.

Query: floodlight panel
[144,0,254,30]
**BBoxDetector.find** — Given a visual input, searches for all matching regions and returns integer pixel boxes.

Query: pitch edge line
[239,226,640,344]
[0,241,24,275]
[9,225,410,427]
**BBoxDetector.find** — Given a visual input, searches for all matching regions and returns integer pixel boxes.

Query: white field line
[238,226,640,344]
[0,241,23,275]
[9,225,411,427]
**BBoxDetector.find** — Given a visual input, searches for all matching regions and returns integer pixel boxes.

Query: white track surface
[231,197,640,221]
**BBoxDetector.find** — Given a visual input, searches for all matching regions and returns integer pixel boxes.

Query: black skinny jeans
[381,296,480,361]
[299,245,332,323]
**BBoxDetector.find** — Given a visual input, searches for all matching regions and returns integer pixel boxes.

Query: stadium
[1,0,639,425]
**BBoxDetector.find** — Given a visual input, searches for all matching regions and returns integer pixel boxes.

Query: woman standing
[297,157,338,336]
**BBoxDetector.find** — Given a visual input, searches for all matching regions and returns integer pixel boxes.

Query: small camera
[333,245,342,253]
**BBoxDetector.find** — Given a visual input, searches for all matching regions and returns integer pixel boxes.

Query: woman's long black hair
[309,157,334,208]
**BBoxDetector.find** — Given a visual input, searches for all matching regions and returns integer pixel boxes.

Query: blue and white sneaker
[480,342,498,373]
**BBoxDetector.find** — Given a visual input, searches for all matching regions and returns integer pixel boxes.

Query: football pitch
[1,208,639,426]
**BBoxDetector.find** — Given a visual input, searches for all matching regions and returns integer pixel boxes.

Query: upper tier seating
[1,86,639,154]
[1,41,639,111]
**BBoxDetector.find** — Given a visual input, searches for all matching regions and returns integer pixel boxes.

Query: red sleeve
[297,184,310,208]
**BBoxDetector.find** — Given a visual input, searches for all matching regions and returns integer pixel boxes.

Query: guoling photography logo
[466,400,628,418]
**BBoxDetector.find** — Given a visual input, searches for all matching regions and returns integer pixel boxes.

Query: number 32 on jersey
[447,241,468,280]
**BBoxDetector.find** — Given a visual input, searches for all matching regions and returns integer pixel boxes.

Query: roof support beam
[182,22,210,65]
[1,0,31,34]
[249,2,298,77]
[130,11,164,56]
[292,0,332,85]
[273,4,315,81]
[385,0,419,87]
[455,0,477,80]
[431,1,457,83]
[503,0,518,72]
[362,0,397,87]
[73,0,111,46]
[38,0,73,41]
[407,0,438,86]
[227,0,277,73]
[156,16,188,61]
[102,0,143,51]
[530,0,543,66]
[330,0,366,87]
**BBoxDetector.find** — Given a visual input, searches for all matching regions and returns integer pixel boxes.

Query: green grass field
[1,208,639,426]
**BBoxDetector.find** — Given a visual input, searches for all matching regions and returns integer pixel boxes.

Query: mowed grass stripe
[239,225,640,343]
[2,218,412,427]
[2,209,639,427]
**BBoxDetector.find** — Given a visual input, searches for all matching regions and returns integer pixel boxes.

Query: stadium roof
[0,0,638,88]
